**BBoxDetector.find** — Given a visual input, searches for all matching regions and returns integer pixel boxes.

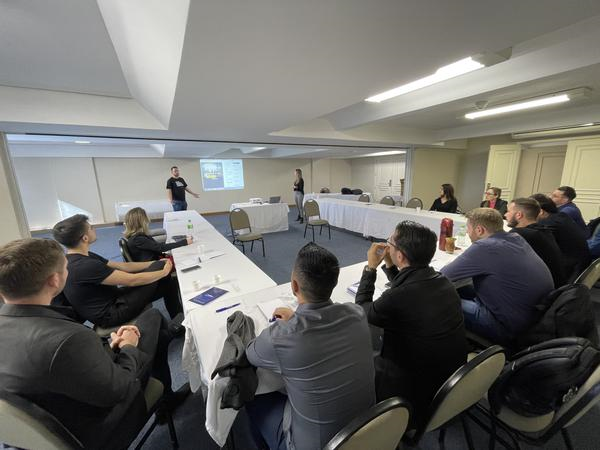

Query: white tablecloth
[229,202,290,234]
[316,198,467,239]
[303,192,372,203]
[163,210,276,435]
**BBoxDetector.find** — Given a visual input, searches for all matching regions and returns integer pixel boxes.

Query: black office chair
[119,237,134,263]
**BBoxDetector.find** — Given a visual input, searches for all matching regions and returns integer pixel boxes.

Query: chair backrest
[0,391,83,450]
[574,258,600,289]
[119,237,134,262]
[423,345,505,433]
[558,364,600,428]
[380,196,395,206]
[405,197,423,209]
[358,194,370,202]
[320,187,331,193]
[323,397,411,450]
[229,208,252,234]
[304,200,321,219]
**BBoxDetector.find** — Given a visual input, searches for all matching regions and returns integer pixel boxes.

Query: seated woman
[430,183,458,213]
[124,207,192,262]
[480,186,508,217]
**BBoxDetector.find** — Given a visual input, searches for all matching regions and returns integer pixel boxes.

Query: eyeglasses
[386,238,399,250]
[485,191,495,195]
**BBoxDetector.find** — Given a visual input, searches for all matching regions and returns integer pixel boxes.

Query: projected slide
[200,159,245,191]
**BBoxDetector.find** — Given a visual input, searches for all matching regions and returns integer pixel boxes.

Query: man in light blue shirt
[245,243,375,450]
[441,208,554,345]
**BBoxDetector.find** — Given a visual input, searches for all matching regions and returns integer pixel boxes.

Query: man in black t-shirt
[52,215,180,327]
[166,166,199,211]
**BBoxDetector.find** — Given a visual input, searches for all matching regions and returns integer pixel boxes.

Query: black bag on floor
[489,337,600,417]
[516,283,599,349]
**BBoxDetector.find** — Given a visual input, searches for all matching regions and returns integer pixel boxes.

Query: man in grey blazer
[245,243,376,450]
[0,238,161,450]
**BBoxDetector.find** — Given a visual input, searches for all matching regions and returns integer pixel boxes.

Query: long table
[315,198,468,239]
[163,211,276,408]
[303,192,372,203]
[164,210,467,446]
[229,202,290,234]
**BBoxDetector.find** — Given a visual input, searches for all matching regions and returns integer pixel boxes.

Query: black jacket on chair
[480,198,508,217]
[0,304,151,450]
[355,265,467,427]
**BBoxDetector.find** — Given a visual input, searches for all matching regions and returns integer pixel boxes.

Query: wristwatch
[364,265,377,273]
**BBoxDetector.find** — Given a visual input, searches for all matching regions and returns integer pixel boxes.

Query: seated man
[531,194,591,281]
[53,214,182,326]
[0,238,162,449]
[505,197,566,288]
[245,243,375,450]
[550,185,589,236]
[441,208,554,345]
[355,221,467,427]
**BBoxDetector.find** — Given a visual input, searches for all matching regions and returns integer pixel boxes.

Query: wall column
[0,133,29,244]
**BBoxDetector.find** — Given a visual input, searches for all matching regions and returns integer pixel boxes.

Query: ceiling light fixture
[465,94,570,119]
[355,150,406,158]
[365,57,484,103]
[74,140,91,144]
[252,146,266,150]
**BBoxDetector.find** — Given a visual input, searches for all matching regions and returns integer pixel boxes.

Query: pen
[215,303,240,313]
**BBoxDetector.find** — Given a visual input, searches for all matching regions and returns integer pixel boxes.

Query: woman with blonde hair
[293,168,305,223]
[124,207,192,262]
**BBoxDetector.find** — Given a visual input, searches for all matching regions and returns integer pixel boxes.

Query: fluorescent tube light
[465,94,570,119]
[74,140,91,144]
[252,146,266,150]
[365,57,484,103]
[354,150,406,158]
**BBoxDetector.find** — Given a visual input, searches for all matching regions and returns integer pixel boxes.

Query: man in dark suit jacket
[0,238,161,450]
[505,198,566,288]
[531,194,591,281]
[355,221,467,427]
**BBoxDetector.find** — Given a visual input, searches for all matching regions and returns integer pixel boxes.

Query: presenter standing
[293,168,305,223]
[166,166,199,211]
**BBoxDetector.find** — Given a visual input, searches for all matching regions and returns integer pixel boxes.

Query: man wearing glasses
[354,221,467,427]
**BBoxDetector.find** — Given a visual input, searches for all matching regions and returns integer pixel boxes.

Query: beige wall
[311,159,352,194]
[11,156,357,226]
[0,134,28,244]
[514,145,567,199]
[411,148,464,210]
[12,157,105,230]
[93,158,315,221]
[350,154,406,197]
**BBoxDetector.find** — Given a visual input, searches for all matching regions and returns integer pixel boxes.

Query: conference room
[2,2,600,450]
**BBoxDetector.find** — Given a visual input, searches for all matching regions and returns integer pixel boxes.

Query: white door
[484,144,522,203]
[374,158,405,203]
[561,137,600,221]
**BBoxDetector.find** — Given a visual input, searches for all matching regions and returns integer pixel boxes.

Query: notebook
[347,282,384,299]
[189,287,229,305]
[257,297,297,319]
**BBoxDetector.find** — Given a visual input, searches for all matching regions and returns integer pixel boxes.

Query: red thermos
[439,218,454,250]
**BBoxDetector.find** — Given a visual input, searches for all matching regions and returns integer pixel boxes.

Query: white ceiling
[2,0,600,158]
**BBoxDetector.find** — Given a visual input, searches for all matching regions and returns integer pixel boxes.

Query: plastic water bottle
[456,224,467,247]
[187,220,194,234]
